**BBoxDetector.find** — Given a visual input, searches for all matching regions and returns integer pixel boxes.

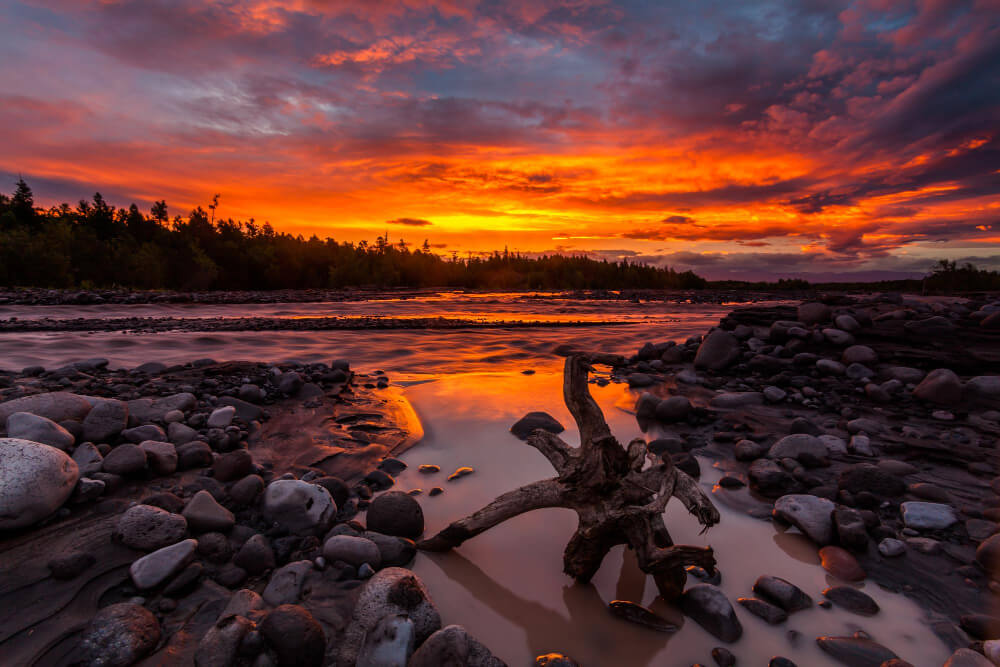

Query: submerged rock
[752,575,812,612]
[608,600,677,632]
[680,584,742,642]
[822,586,879,616]
[816,636,897,666]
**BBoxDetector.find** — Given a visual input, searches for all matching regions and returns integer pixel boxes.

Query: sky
[1,0,999,281]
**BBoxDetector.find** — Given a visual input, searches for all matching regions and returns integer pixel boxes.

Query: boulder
[129,538,197,589]
[510,412,565,440]
[773,494,835,545]
[217,396,263,422]
[263,560,313,606]
[262,479,336,534]
[913,368,963,405]
[680,584,742,642]
[168,421,200,446]
[366,491,424,538]
[736,597,787,624]
[944,649,994,667]
[78,603,160,667]
[261,604,326,667]
[339,568,441,667]
[81,399,128,443]
[0,438,79,529]
[839,464,906,497]
[6,412,75,450]
[117,504,188,551]
[835,314,860,331]
[213,449,253,482]
[233,533,275,575]
[177,441,213,469]
[901,501,957,530]
[409,625,505,667]
[694,329,741,370]
[102,443,147,476]
[967,376,1000,405]
[816,359,846,375]
[0,392,92,424]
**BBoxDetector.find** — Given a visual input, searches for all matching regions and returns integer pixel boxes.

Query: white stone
[0,438,79,529]
[901,501,958,530]
[207,406,236,429]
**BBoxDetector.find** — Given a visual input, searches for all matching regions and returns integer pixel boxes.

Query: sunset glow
[2,0,998,279]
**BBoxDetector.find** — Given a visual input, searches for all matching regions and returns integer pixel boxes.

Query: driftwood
[418,354,720,600]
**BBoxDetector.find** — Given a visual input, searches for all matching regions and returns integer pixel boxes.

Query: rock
[206,406,236,429]
[878,538,906,557]
[313,476,350,507]
[819,546,865,581]
[357,613,415,667]
[262,479,336,534]
[233,533,275,575]
[71,442,104,475]
[128,392,197,425]
[366,491,424,538]
[752,576,812,612]
[709,392,764,409]
[278,371,304,395]
[409,624,505,667]
[217,396,263,422]
[885,366,925,384]
[0,392,92,424]
[130,538,197,589]
[139,440,177,475]
[535,654,580,667]
[340,568,442,666]
[839,464,906,497]
[183,490,235,533]
[263,560,313,606]
[913,368,964,405]
[842,345,878,365]
[448,467,474,481]
[769,435,828,465]
[197,532,232,563]
[48,551,97,579]
[78,603,160,667]
[102,443,147,476]
[195,614,253,667]
[117,504,188,551]
[635,393,660,419]
[763,386,787,402]
[712,647,736,667]
[901,501,957,530]
[816,637,897,667]
[734,439,768,461]
[817,359,846,375]
[961,614,1000,640]
[773,494,835,545]
[834,508,869,551]
[737,596,788,624]
[968,376,1000,405]
[819,435,847,455]
[364,532,416,568]
[6,412,75,450]
[82,399,128,443]
[944,649,993,667]
[168,421,200,446]
[0,438,78,529]
[608,600,677,632]
[822,586,879,616]
[975,533,1000,575]
[835,314,860,331]
[510,412,565,440]
[627,373,654,387]
[822,328,854,346]
[748,459,796,497]
[695,329,741,370]
[680,584,742,642]
[213,449,253,482]
[798,302,832,325]
[656,395,692,422]
[261,604,326,667]
[323,535,382,568]
[177,441,213,469]
[122,424,167,443]
[231,474,265,507]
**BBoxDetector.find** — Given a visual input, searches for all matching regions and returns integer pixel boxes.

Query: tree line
[0,179,706,290]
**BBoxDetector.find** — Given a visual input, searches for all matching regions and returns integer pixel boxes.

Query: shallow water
[0,296,951,665]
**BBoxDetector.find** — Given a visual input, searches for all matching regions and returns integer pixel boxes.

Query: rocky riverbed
[0,291,998,666]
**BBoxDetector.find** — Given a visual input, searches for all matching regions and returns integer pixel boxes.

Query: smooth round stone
[819,546,866,581]
[901,501,957,530]
[0,438,79,529]
[6,412,75,450]
[366,491,424,538]
[842,345,878,365]
[260,605,326,667]
[823,586,879,616]
[878,538,906,557]
[262,479,336,534]
[322,535,382,568]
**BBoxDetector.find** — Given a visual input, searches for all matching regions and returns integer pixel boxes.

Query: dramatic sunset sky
[2,0,998,280]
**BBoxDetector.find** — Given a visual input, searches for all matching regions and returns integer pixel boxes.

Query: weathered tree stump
[418,353,720,600]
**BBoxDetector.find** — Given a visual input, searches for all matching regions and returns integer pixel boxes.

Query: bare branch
[526,429,575,476]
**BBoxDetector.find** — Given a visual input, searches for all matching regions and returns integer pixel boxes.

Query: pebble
[819,546,866,581]
[448,466,475,481]
[680,584,742,642]
[129,538,198,589]
[822,586,879,616]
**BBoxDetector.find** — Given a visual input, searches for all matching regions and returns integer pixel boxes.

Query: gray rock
[220,589,265,619]
[127,392,197,425]
[357,614,414,667]
[680,584,742,642]
[6,412,75,450]
[816,358,846,375]
[818,435,847,455]
[195,614,253,667]
[822,328,854,346]
[231,474,265,507]
[122,424,167,443]
[262,560,313,606]
[207,406,236,429]
[168,421,200,446]
[763,386,787,402]
[130,538,197,589]
[82,399,128,443]
[769,434,827,463]
[183,490,235,533]
[913,368,963,405]
[737,597,787,624]
[834,508,869,551]
[773,494,836,545]
[117,504,188,551]
[102,443,147,476]
[842,345,877,365]
[968,376,1000,405]
[884,366,925,384]
[655,395,692,422]
[846,417,883,435]
[835,314,860,331]
[177,440,213,469]
[0,392,92,424]
[878,538,906,557]
[262,479,336,534]
[694,329,741,370]
[845,363,875,380]
[339,567,441,667]
[901,501,957,530]
[634,393,660,419]
[364,532,417,568]
[734,439,768,461]
[139,440,177,475]
[0,438,78,529]
[752,575,812,612]
[233,534,276,575]
[323,535,382,568]
[78,602,160,667]
[510,412,565,440]
[217,396,263,422]
[748,459,795,496]
[409,624,505,667]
